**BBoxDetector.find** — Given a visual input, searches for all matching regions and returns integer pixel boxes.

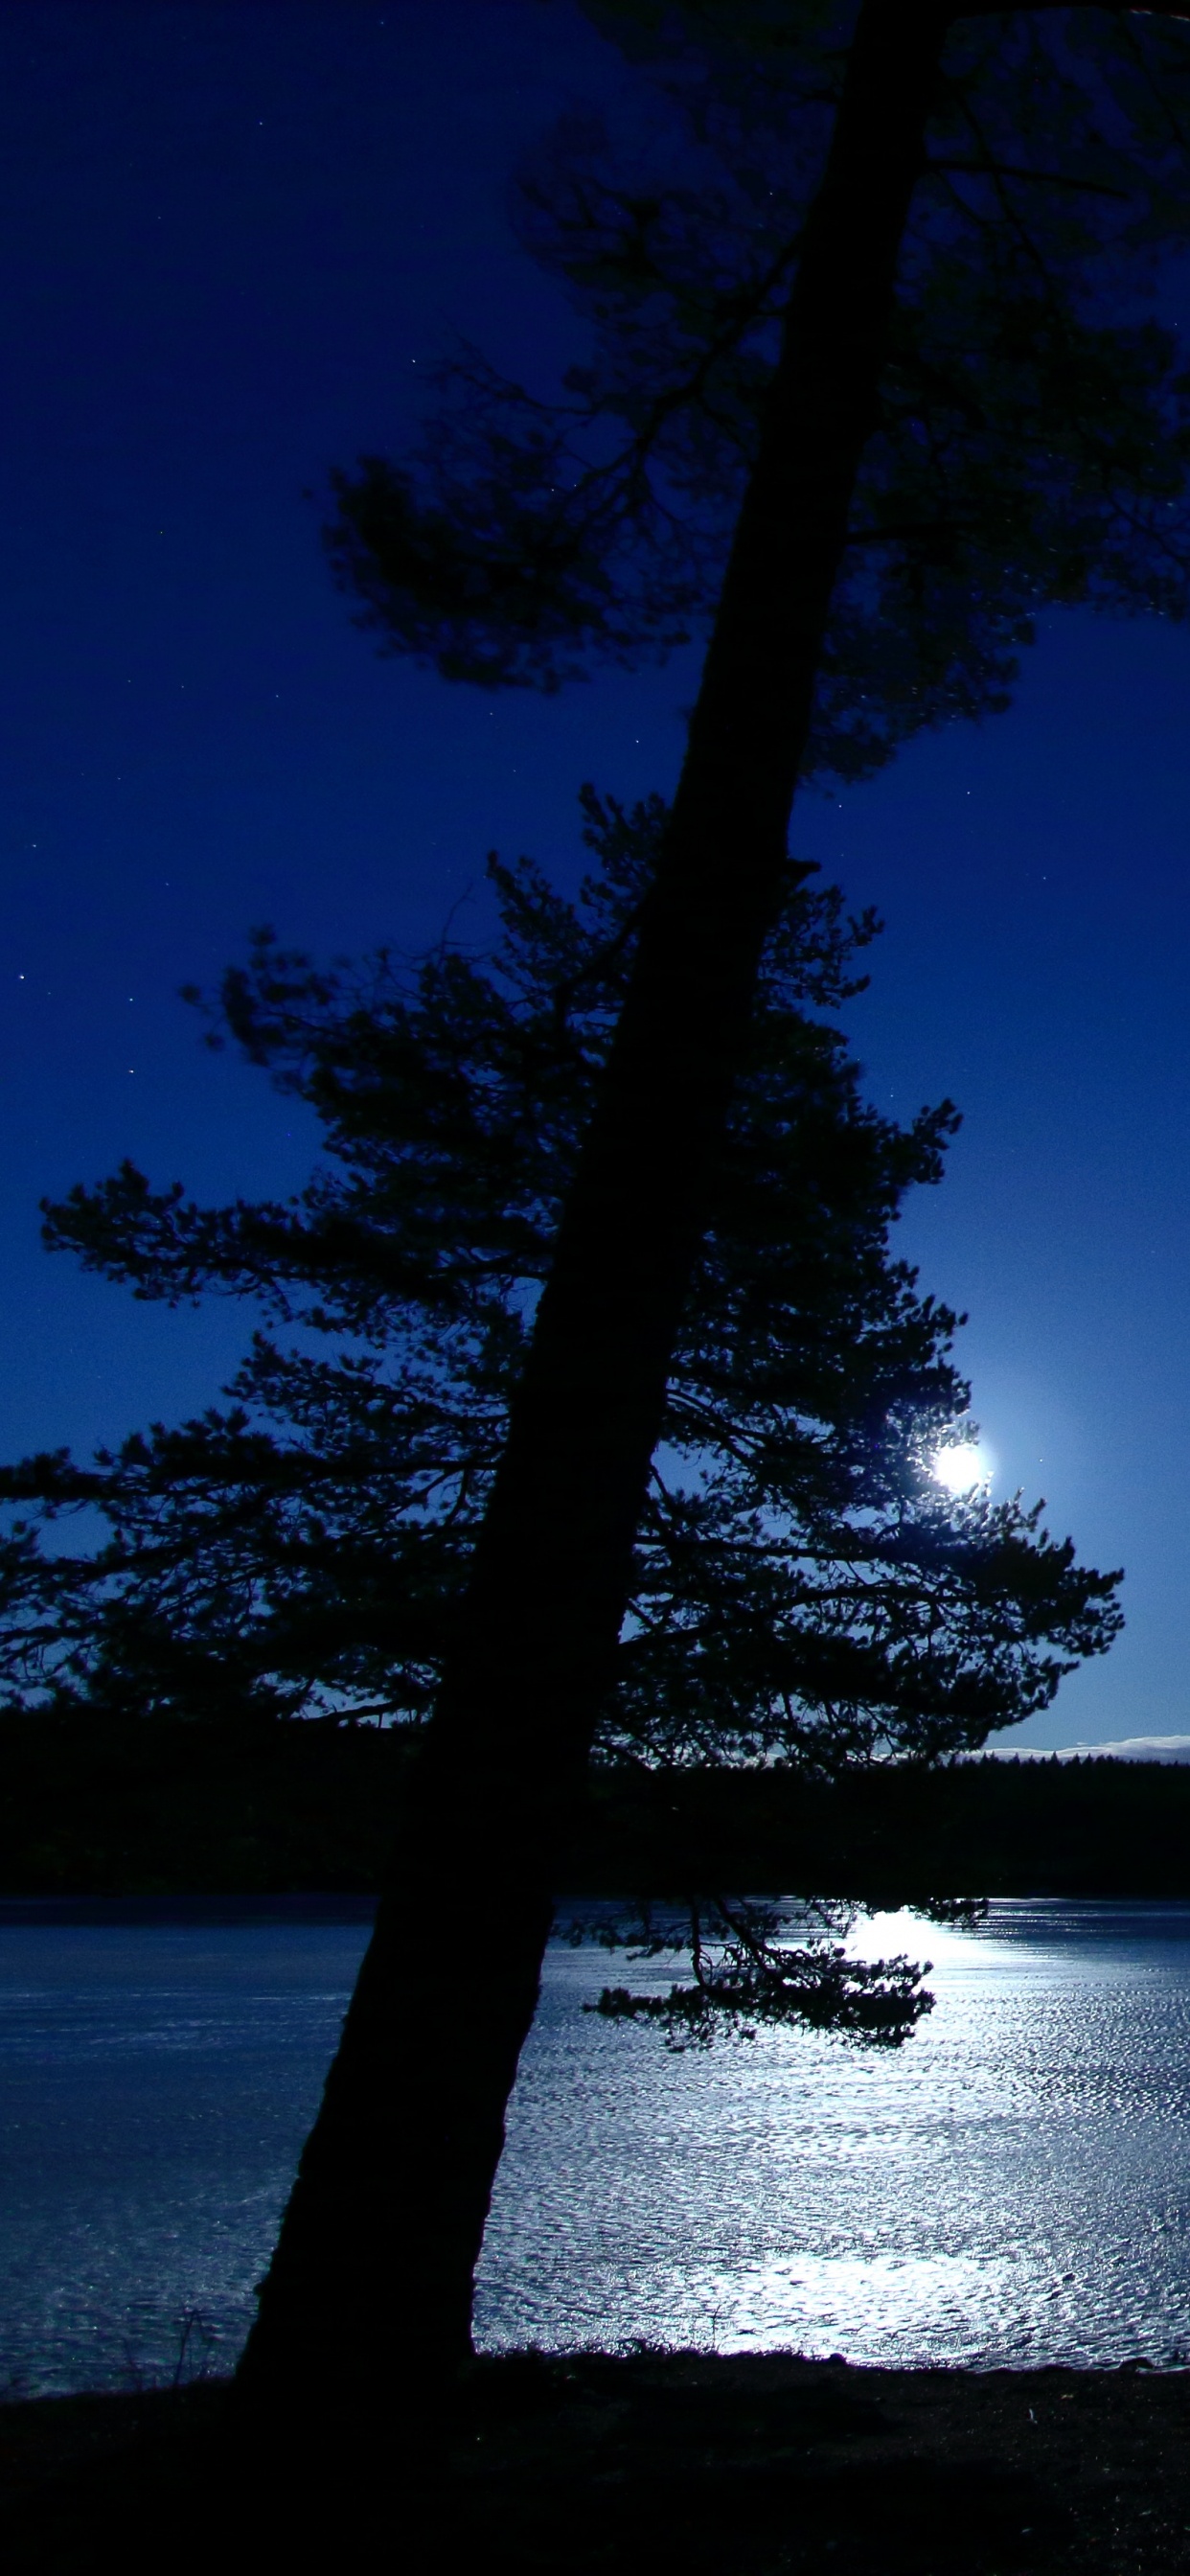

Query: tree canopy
[331,3,1190,767]
[0,793,1120,1780]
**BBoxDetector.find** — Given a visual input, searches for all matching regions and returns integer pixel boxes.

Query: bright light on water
[478,1902,1190,2368]
[7,1899,1190,2391]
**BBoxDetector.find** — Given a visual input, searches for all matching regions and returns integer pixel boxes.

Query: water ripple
[7,1900,1190,2392]
[474,1903,1190,2368]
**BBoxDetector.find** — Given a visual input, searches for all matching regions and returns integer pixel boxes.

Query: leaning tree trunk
[237,0,950,2422]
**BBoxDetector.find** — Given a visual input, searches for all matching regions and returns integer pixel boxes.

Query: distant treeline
[579,1759,1190,1903]
[4,1711,1190,1898]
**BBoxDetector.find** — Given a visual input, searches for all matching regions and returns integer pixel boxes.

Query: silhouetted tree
[20,0,1190,2419]
[253,0,1190,2408]
[1,784,1123,2440]
[4,801,1124,2066]
[0,795,1117,1788]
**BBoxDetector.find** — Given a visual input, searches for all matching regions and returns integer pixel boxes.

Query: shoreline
[2,2351,1189,2570]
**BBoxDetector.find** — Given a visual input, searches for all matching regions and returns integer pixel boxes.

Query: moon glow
[933,1442,993,1496]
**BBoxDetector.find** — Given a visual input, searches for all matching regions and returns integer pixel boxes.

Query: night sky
[6,0,1190,1752]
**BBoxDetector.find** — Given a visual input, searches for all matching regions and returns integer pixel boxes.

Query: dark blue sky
[5,0,1190,1749]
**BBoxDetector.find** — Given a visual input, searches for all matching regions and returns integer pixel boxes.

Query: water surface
[3,1898,1189,2394]
[480,1900,1190,2370]
[0,1900,374,2397]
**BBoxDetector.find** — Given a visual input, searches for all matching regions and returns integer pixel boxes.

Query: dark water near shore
[3,1898,1190,2396]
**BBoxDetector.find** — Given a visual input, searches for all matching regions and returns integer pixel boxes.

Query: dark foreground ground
[2,2353,1188,2574]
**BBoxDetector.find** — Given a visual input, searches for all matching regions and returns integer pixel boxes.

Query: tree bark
[237,0,950,2423]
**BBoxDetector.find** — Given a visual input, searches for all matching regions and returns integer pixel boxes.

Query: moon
[933,1442,993,1496]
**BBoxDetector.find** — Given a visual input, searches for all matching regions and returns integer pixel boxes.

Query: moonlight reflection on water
[477,1903,1190,2367]
[2,1900,1189,2394]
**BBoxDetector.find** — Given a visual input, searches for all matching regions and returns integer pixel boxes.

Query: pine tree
[2,792,1116,1773]
[208,0,1190,2411]
[1,787,1121,2380]
[15,0,1187,2424]
[256,5,1190,2390]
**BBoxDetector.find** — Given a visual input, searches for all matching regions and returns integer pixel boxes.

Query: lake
[3,1897,1190,2397]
